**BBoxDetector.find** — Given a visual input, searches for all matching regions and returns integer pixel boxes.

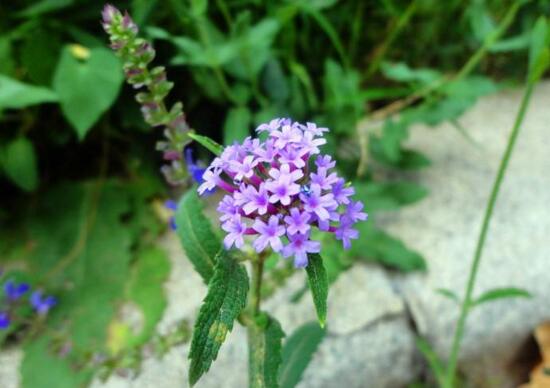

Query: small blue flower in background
[165,200,178,231]
[185,147,215,196]
[0,312,10,330]
[4,280,30,301]
[30,291,57,315]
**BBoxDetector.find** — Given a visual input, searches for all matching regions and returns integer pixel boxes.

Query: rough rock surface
[382,81,550,387]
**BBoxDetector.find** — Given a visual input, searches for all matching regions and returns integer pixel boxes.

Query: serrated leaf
[248,313,285,388]
[223,106,252,145]
[305,253,328,327]
[278,322,326,388]
[188,250,249,386]
[0,75,58,109]
[435,288,461,304]
[351,223,426,272]
[53,46,123,139]
[188,132,223,156]
[175,190,220,282]
[415,337,445,387]
[1,137,39,192]
[472,287,531,307]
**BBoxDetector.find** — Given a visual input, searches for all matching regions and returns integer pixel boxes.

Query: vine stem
[443,82,536,388]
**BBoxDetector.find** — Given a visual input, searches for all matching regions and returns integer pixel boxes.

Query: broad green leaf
[467,0,496,43]
[380,62,440,85]
[305,253,328,327]
[53,46,123,139]
[21,182,137,387]
[125,246,171,346]
[351,223,426,271]
[472,287,531,307]
[355,181,428,213]
[435,288,461,304]
[528,18,550,84]
[188,132,223,156]
[0,75,58,109]
[175,190,221,282]
[248,313,285,388]
[379,119,408,162]
[279,322,326,388]
[1,137,38,192]
[224,106,252,145]
[415,337,445,387]
[188,250,249,386]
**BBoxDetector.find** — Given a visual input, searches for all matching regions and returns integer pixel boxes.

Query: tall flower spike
[199,118,367,268]
[102,5,193,186]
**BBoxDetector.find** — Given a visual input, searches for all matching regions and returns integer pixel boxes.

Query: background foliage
[0,0,548,386]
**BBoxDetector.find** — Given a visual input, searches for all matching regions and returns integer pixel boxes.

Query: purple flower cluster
[198,119,367,268]
[0,280,56,330]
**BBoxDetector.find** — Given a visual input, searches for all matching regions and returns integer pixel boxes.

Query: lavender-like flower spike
[199,118,368,268]
[101,5,192,186]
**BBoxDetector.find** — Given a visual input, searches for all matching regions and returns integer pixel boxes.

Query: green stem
[250,253,265,315]
[443,81,536,388]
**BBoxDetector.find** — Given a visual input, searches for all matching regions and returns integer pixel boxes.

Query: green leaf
[279,322,326,388]
[351,223,427,271]
[262,58,290,103]
[472,287,532,307]
[305,253,328,327]
[223,107,252,145]
[21,181,137,387]
[188,132,223,156]
[188,250,249,386]
[125,246,171,346]
[248,313,285,388]
[380,62,440,85]
[435,288,461,304]
[21,29,62,85]
[0,75,58,109]
[415,337,445,387]
[175,190,221,283]
[53,46,123,140]
[355,181,428,213]
[1,137,38,192]
[528,18,550,84]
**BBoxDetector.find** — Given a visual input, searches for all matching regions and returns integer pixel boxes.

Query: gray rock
[382,81,550,387]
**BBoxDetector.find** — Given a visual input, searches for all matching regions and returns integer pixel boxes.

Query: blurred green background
[0,0,548,386]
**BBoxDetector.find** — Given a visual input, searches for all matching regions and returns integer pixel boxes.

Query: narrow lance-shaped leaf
[188,132,223,156]
[175,190,220,282]
[435,288,461,304]
[248,313,285,388]
[188,250,249,386]
[278,322,326,388]
[528,17,550,84]
[472,287,531,308]
[305,253,328,327]
[415,337,446,387]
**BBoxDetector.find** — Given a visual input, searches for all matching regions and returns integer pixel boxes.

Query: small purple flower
[198,168,221,195]
[335,216,360,249]
[300,184,337,221]
[229,155,258,181]
[271,124,302,149]
[310,167,339,190]
[252,216,286,252]
[315,155,336,169]
[332,179,355,205]
[302,122,328,136]
[218,195,239,222]
[221,216,247,249]
[0,312,9,330]
[284,208,311,235]
[346,201,368,222]
[30,291,57,315]
[242,184,270,215]
[4,281,30,301]
[256,118,282,133]
[282,233,321,268]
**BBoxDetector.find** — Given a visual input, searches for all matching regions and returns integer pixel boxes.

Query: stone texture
[381,81,550,387]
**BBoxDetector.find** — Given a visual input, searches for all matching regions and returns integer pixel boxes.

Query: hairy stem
[443,81,536,387]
